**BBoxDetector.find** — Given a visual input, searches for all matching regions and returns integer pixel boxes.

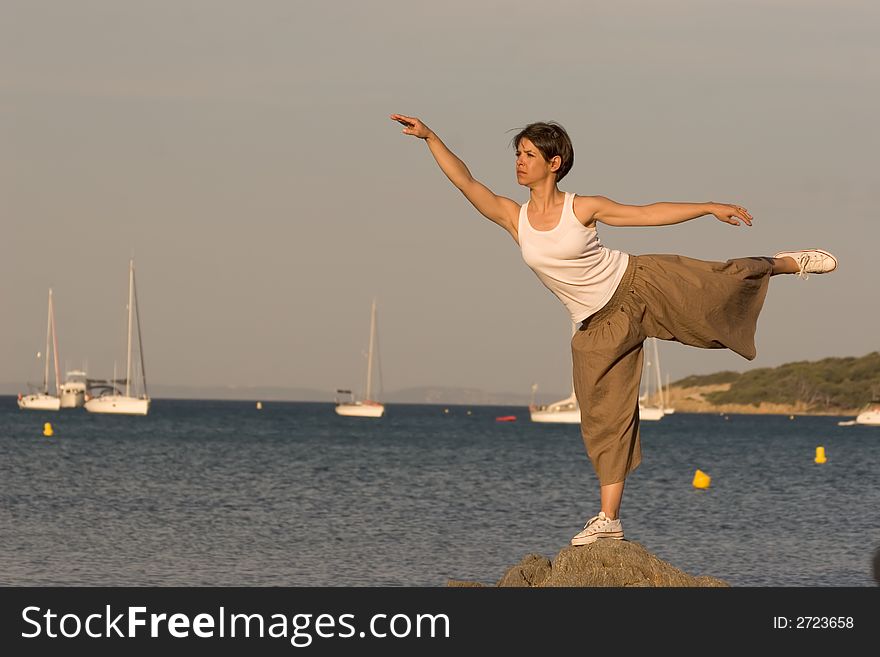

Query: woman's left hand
[711,203,753,227]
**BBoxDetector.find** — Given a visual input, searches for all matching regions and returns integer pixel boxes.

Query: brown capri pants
[571,254,773,486]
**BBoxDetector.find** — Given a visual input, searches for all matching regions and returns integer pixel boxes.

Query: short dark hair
[511,121,574,181]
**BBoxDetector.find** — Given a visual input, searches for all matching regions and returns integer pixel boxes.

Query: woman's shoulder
[571,193,607,207]
[571,193,608,203]
[571,193,605,226]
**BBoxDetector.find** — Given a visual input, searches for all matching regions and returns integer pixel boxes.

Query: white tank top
[518,192,629,323]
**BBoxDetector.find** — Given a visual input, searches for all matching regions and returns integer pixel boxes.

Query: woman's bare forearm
[590,196,753,228]
[638,202,717,226]
[422,132,477,191]
[391,113,518,233]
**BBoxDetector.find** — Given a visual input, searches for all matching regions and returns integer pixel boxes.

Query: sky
[2,1,878,401]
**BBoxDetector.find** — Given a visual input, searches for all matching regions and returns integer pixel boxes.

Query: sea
[1,397,878,587]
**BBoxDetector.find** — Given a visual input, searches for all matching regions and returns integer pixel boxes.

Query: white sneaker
[570,511,624,546]
[774,249,838,279]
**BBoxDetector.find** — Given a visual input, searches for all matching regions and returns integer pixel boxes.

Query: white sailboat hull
[84,395,150,416]
[854,410,880,426]
[17,394,61,411]
[639,404,665,421]
[837,411,880,427]
[529,400,664,423]
[530,407,581,423]
[335,402,385,418]
[837,403,880,427]
[530,391,580,424]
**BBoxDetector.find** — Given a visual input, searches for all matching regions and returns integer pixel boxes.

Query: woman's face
[515,138,555,186]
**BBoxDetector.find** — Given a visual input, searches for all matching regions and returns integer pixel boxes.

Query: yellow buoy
[692,469,711,489]
[815,446,827,464]
[43,422,54,437]
[256,401,262,410]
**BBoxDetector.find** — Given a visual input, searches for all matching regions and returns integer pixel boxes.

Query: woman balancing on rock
[390,114,838,545]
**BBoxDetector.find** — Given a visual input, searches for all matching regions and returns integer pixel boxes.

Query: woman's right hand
[390,114,432,140]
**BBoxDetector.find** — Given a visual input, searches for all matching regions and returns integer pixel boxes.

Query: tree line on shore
[673,351,880,412]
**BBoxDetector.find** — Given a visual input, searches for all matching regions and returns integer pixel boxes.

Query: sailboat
[529,382,581,424]
[529,322,581,424]
[84,259,150,416]
[18,288,62,411]
[638,338,665,421]
[335,298,385,418]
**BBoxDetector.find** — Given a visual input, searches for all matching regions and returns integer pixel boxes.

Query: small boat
[59,369,88,408]
[495,415,517,422]
[18,288,61,411]
[837,400,880,427]
[335,299,385,418]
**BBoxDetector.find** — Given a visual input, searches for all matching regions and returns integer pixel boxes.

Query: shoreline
[665,408,856,417]
[663,384,860,417]
[0,392,862,416]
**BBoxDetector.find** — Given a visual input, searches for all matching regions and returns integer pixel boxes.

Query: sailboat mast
[365,299,376,400]
[569,321,577,398]
[43,289,52,394]
[125,259,134,397]
[653,338,664,408]
[49,289,60,394]
[132,265,148,398]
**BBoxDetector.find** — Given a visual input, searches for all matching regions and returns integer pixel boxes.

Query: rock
[448,540,728,587]
[532,541,728,587]
[496,554,553,587]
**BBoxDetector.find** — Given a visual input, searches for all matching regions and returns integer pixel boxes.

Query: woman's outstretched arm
[573,195,753,228]
[391,114,520,239]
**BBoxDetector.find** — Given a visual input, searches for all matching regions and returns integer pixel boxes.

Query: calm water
[1,397,878,587]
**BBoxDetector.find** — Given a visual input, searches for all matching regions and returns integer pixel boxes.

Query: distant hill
[670,351,880,414]
[376,386,535,406]
[141,384,537,406]
[146,384,335,402]
[145,384,537,406]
